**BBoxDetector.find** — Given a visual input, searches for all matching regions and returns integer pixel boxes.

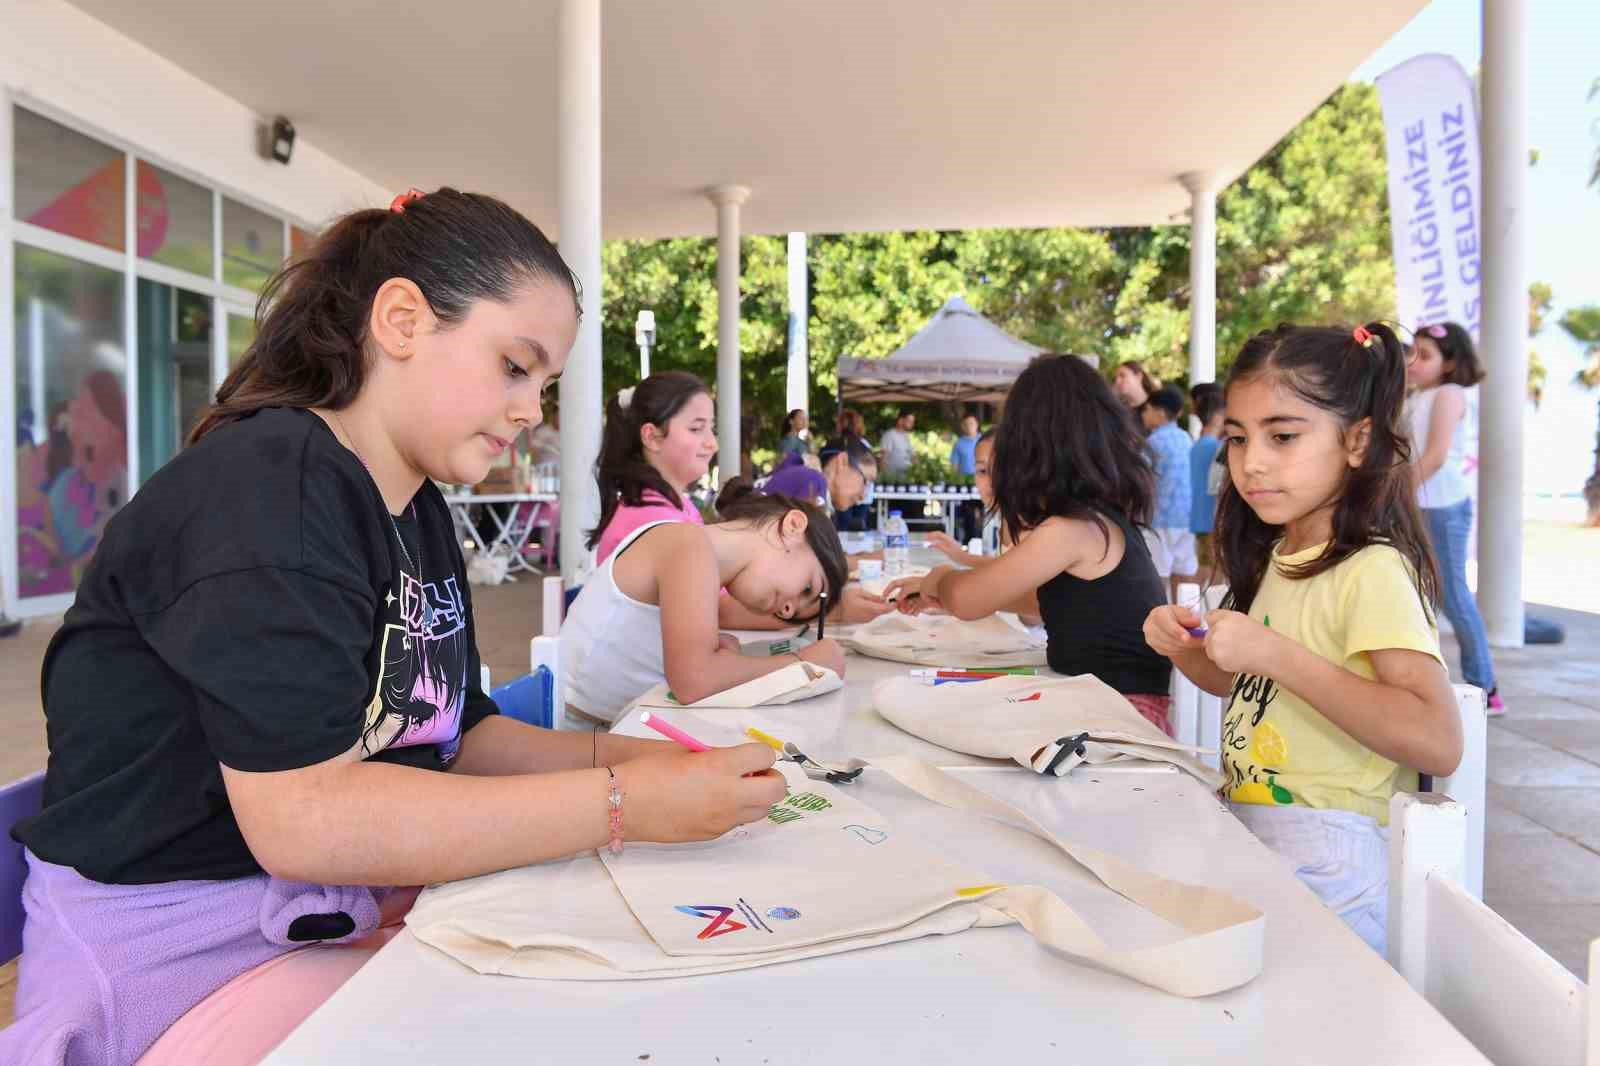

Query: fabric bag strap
[868,756,1264,997]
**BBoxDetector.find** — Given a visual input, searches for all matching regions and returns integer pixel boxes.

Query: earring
[398,339,407,349]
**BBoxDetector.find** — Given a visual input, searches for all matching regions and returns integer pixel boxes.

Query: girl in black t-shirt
[882,354,1173,734]
[4,190,787,1066]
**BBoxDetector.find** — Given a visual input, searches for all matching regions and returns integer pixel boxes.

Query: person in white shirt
[879,410,916,477]
[1406,321,1501,715]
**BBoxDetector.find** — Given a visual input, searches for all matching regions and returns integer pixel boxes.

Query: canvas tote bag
[840,611,1047,668]
[874,673,1225,790]
[630,660,843,710]
[407,757,1263,997]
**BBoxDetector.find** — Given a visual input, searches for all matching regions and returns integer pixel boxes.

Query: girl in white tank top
[560,483,850,722]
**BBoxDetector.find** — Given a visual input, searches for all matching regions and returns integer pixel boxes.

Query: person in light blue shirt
[949,413,980,476]
[948,413,981,541]
[1140,386,1195,596]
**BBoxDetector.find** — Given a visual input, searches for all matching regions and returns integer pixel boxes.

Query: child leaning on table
[0,189,788,1066]
[1143,322,1462,956]
[885,354,1173,733]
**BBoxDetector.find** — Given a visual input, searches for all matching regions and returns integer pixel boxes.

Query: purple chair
[0,772,44,964]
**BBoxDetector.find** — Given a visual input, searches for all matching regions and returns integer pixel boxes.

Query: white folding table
[441,491,558,577]
[265,646,1487,1065]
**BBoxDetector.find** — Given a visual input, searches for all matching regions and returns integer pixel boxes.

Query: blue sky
[1351,0,1599,497]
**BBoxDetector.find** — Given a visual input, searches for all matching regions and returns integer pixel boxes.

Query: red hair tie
[389,188,425,214]
[1352,326,1374,348]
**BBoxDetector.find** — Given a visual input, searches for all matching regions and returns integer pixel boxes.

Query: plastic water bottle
[884,510,910,577]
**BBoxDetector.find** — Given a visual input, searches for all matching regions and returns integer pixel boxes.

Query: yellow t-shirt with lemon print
[1222,541,1443,826]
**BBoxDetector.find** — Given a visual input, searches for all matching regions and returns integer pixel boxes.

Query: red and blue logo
[675,899,783,938]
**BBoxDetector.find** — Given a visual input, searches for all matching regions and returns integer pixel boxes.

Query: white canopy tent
[836,295,1047,405]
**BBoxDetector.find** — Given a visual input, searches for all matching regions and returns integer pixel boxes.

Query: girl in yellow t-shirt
[1143,322,1463,955]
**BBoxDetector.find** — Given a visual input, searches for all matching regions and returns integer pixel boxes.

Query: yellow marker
[745,727,788,753]
[955,884,1005,898]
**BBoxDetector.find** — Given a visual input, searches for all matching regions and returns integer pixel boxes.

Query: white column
[1477,0,1527,647]
[708,184,749,486]
[1181,172,1219,389]
[557,0,602,583]
[786,232,809,416]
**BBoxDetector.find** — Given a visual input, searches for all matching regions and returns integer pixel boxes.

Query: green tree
[1557,305,1600,525]
[1528,281,1553,407]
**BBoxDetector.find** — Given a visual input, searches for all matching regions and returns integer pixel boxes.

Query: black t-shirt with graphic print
[15,407,499,884]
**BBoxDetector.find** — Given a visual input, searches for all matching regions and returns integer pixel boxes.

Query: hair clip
[616,386,636,410]
[1352,326,1375,348]
[1418,324,1447,339]
[389,188,425,214]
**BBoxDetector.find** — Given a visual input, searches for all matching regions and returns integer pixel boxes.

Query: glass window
[137,282,213,483]
[138,162,214,277]
[13,107,126,253]
[221,197,284,292]
[14,246,129,599]
[227,310,256,369]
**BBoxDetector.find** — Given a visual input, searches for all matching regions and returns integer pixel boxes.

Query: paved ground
[1,519,1596,985]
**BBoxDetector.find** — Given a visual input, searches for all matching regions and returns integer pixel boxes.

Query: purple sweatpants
[0,850,388,1066]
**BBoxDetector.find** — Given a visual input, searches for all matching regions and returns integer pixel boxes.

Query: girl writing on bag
[886,354,1172,732]
[1143,322,1462,954]
[561,480,849,723]
[2,189,786,1066]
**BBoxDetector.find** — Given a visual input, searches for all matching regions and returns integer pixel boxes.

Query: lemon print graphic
[1251,721,1287,765]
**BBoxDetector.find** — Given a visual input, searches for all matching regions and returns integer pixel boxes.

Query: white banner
[1377,54,1483,340]
[1377,53,1483,562]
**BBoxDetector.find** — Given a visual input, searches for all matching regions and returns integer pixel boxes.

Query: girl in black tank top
[881,355,1172,727]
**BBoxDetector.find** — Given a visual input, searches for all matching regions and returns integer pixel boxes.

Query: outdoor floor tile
[1491,784,1600,854]
[1485,798,1547,838]
[1484,828,1600,904]
[1485,729,1600,788]
[1495,718,1600,764]
[1484,903,1600,982]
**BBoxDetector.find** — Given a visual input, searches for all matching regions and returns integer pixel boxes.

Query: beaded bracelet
[605,767,624,855]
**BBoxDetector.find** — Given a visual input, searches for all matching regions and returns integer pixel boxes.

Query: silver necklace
[332,411,427,646]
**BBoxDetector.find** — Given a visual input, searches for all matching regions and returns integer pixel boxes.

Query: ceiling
[70,0,1424,239]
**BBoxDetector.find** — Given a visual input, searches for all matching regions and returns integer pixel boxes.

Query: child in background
[1143,322,1462,955]
[589,371,716,565]
[1188,383,1227,585]
[1141,386,1196,599]
[887,355,1172,733]
[1406,322,1501,714]
[588,379,888,631]
[3,190,787,1066]
[927,428,997,567]
[561,482,850,723]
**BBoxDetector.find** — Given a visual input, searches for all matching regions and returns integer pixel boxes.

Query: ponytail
[586,371,711,550]
[1213,321,1439,615]
[189,188,578,444]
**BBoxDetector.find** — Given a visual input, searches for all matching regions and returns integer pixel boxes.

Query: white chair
[1429,684,1488,899]
[1388,792,1594,1066]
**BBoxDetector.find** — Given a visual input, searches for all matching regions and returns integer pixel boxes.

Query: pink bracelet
[605,767,624,855]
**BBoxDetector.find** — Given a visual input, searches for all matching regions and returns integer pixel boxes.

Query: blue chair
[1,772,45,964]
[491,668,556,730]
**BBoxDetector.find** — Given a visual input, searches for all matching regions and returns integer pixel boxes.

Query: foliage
[1557,304,1600,525]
